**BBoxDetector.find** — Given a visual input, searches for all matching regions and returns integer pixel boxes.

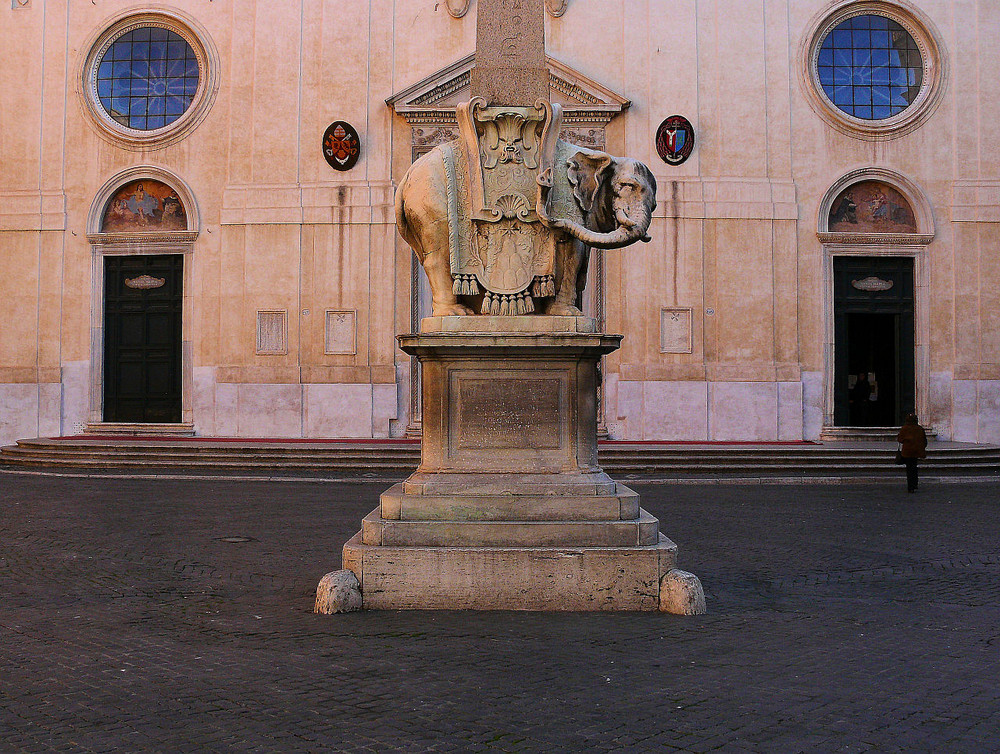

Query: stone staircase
[2,436,999,480]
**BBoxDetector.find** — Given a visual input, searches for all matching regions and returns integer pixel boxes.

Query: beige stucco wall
[1,0,998,444]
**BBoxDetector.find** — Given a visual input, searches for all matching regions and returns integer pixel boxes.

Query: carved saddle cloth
[444,99,563,314]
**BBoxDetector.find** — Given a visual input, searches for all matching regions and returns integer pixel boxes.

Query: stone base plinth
[343,531,677,611]
[328,317,705,613]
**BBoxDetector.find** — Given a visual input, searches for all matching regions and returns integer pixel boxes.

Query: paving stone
[1,473,999,751]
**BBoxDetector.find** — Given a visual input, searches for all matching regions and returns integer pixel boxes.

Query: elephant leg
[422,247,474,317]
[546,238,585,316]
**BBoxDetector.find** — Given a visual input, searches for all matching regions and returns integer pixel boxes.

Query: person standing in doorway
[849,372,872,425]
[897,414,928,493]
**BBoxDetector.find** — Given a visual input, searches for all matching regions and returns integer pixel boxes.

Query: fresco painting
[101,180,187,232]
[828,180,917,233]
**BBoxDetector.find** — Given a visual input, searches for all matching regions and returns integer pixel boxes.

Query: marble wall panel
[641,381,710,441]
[37,383,62,437]
[192,366,218,436]
[928,371,954,440]
[0,384,37,445]
[237,384,302,438]
[709,382,778,441]
[950,380,979,443]
[801,371,824,442]
[372,383,398,440]
[61,361,89,433]
[214,382,240,437]
[979,381,1000,444]
[777,382,803,441]
[304,383,399,438]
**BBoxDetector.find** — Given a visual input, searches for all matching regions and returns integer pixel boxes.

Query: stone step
[342,530,678,611]
[401,471,619,496]
[3,438,998,478]
[379,482,640,521]
[361,507,660,548]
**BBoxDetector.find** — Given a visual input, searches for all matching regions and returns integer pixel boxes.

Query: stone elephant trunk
[536,153,657,251]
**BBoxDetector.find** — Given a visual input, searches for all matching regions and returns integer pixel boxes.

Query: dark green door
[103,255,183,423]
[833,257,915,427]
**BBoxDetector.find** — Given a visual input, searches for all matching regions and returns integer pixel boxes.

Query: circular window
[818,15,922,120]
[82,12,218,149]
[96,28,200,130]
[803,2,945,139]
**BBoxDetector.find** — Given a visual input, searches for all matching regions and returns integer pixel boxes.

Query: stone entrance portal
[833,256,916,427]
[102,254,184,423]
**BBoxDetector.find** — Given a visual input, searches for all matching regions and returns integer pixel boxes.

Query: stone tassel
[454,274,480,296]
[532,275,555,298]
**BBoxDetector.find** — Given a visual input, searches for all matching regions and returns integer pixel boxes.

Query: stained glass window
[817,15,923,121]
[95,27,199,131]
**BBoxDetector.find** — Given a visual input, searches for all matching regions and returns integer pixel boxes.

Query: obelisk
[317,0,706,616]
[469,0,549,105]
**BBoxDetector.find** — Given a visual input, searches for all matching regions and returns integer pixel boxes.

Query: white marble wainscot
[801,371,824,442]
[615,380,710,440]
[0,382,61,443]
[61,361,90,434]
[709,383,780,441]
[305,383,397,439]
[928,371,954,440]
[192,366,220,436]
[237,384,303,438]
[194,370,398,438]
[0,384,39,446]
[951,380,1000,444]
[37,383,61,437]
[777,381,804,441]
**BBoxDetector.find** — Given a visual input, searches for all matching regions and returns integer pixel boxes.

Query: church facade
[1,0,998,445]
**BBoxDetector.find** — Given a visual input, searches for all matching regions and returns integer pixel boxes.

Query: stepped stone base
[330,317,704,613]
[343,530,678,611]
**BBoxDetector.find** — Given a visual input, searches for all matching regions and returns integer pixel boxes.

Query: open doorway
[834,257,915,427]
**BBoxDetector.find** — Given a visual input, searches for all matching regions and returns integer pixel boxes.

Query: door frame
[86,167,199,427]
[822,244,929,430]
[818,168,935,433]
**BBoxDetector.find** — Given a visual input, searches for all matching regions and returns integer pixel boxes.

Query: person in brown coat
[897,414,928,492]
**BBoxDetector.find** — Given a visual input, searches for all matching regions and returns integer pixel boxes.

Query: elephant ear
[567,151,615,213]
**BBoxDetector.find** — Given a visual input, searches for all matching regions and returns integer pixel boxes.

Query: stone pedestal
[336,316,700,612]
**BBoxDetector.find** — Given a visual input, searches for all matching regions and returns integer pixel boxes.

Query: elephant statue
[395,100,657,317]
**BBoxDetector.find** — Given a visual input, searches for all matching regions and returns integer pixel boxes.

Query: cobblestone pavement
[1,472,998,753]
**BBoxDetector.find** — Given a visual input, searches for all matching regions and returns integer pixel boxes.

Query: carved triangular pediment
[387,53,630,126]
